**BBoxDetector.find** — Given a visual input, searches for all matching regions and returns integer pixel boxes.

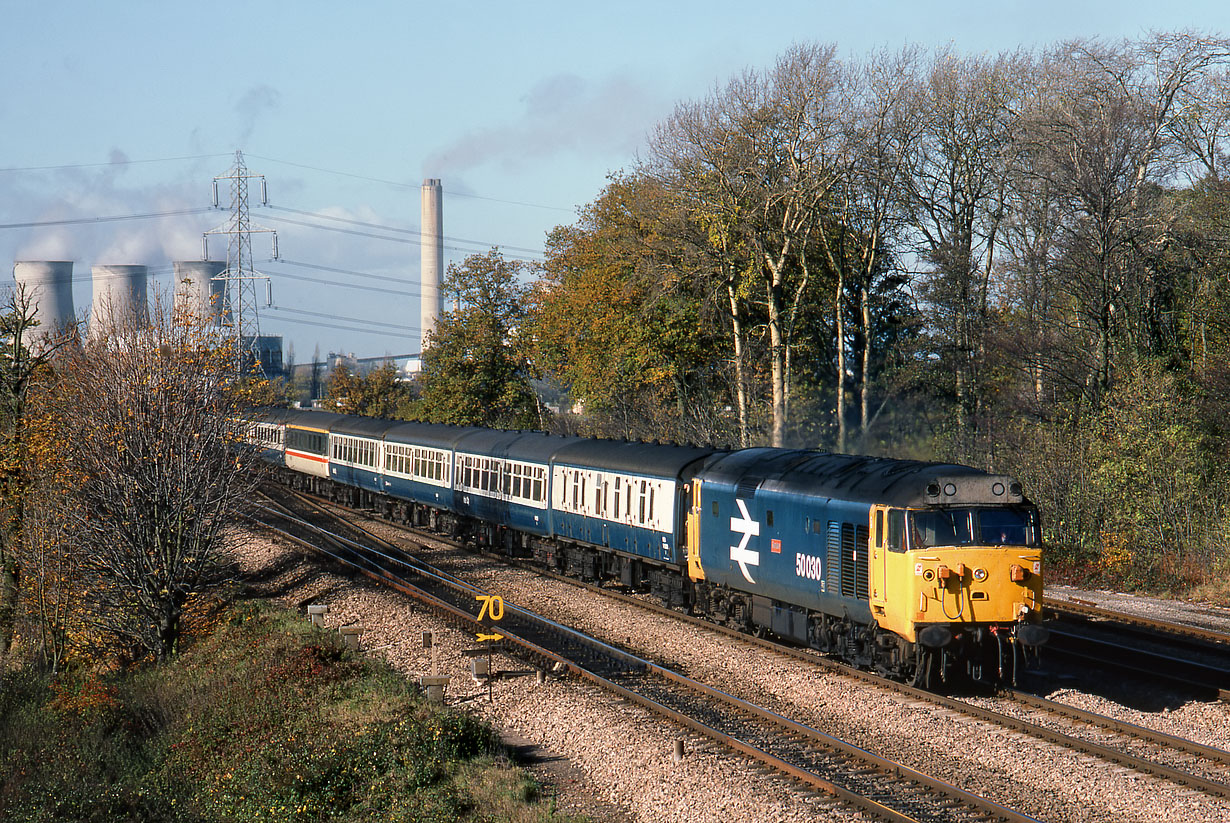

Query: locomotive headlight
[972,567,988,582]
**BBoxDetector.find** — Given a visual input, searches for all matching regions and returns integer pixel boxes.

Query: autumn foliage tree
[326,362,416,419]
[48,302,262,661]
[415,250,541,429]
[0,287,73,663]
[530,175,732,443]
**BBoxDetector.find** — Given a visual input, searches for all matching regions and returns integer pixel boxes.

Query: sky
[2,0,1228,364]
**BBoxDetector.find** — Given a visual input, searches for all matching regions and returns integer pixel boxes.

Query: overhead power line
[0,206,213,230]
[267,266,417,299]
[275,258,409,286]
[0,153,231,174]
[267,204,546,256]
[263,212,543,262]
[271,305,418,333]
[265,306,419,337]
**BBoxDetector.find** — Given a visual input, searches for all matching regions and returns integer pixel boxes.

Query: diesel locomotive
[245,407,1048,687]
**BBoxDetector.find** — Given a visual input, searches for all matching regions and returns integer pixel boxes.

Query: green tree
[415,250,541,429]
[326,362,416,418]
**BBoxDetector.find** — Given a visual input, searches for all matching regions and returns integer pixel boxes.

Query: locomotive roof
[552,438,720,478]
[700,448,1028,508]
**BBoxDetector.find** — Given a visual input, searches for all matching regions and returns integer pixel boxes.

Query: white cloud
[422,71,665,178]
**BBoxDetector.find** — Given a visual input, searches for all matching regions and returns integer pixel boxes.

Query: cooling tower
[91,264,148,335]
[419,178,443,351]
[12,261,75,345]
[173,260,227,327]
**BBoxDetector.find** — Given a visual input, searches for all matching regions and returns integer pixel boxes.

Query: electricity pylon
[203,150,278,375]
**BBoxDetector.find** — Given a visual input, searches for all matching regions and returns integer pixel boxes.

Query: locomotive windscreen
[909,507,1038,548]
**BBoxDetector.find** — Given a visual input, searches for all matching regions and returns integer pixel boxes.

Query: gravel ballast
[231,526,1230,823]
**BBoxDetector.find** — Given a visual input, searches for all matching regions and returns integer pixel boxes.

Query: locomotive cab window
[908,507,1038,548]
[976,507,1039,546]
[887,509,905,552]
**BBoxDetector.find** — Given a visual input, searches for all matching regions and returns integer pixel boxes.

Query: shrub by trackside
[0,600,583,822]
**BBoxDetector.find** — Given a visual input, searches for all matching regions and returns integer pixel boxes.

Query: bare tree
[52,298,262,660]
[650,43,848,446]
[901,48,1027,458]
[1013,34,1230,405]
[815,46,923,451]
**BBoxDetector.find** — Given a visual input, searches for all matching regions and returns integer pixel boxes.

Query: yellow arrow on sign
[476,632,503,642]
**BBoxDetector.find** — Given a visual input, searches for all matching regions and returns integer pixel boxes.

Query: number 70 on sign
[476,595,504,641]
[476,595,504,621]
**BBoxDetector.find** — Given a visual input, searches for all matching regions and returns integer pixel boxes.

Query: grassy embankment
[0,601,585,822]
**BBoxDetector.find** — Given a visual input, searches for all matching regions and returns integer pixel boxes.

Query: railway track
[280,489,1230,803]
[1042,600,1230,700]
[1045,596,1230,646]
[250,485,1045,823]
[530,563,1230,799]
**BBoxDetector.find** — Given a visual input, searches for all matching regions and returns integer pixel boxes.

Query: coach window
[766,510,774,527]
[887,509,905,552]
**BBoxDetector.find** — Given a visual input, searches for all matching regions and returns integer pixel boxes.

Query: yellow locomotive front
[868,475,1048,685]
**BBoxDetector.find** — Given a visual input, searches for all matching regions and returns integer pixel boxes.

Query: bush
[0,601,579,823]
[1004,358,1230,590]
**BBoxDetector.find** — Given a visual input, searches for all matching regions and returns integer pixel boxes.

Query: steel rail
[1045,597,1230,647]
[553,568,1230,797]
[309,500,1230,798]
[1043,628,1230,701]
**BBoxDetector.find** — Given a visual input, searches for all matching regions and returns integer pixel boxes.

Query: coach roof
[553,439,720,478]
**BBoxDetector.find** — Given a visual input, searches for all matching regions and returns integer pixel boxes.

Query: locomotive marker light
[729,499,761,583]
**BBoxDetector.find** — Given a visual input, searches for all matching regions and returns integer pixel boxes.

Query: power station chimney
[12,261,75,346]
[419,178,443,351]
